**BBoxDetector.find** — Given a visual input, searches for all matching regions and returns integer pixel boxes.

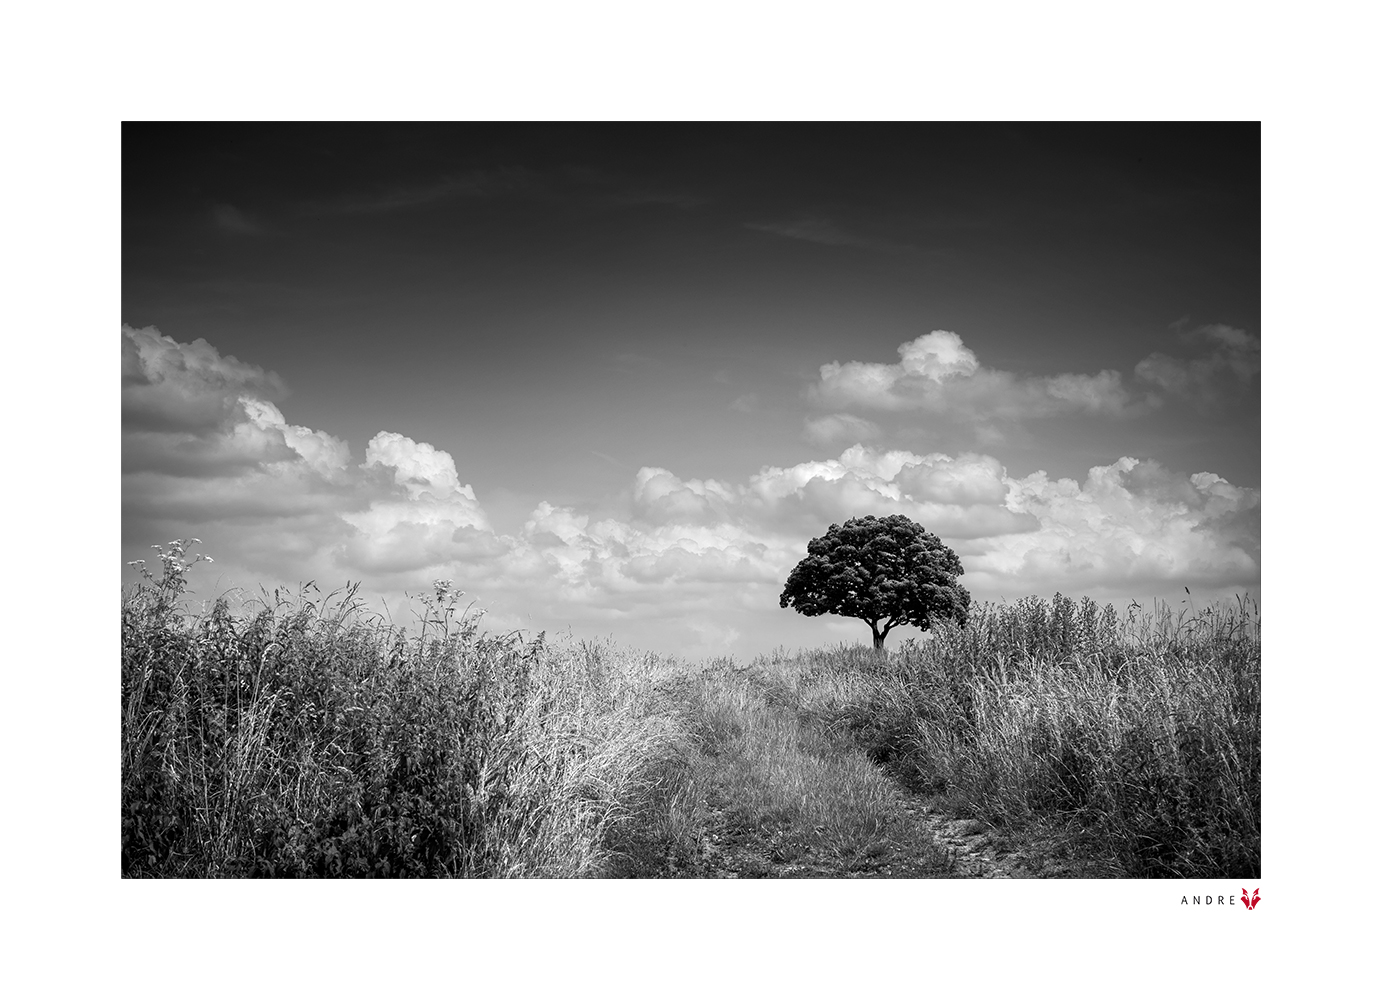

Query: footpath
[691,780,1023,879]
[654,663,1107,879]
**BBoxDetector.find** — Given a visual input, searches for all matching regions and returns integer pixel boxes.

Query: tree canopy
[779,514,970,649]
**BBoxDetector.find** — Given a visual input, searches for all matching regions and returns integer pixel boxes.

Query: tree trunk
[871,623,885,650]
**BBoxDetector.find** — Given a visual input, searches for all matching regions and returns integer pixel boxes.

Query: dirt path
[691,784,1025,879]
[661,664,1114,879]
[672,673,1022,878]
[686,763,1110,878]
[631,662,1110,879]
[891,797,1016,878]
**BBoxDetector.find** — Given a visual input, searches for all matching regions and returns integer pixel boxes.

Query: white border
[9,1,1378,994]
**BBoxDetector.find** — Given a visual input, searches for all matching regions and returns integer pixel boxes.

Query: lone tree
[779,514,970,649]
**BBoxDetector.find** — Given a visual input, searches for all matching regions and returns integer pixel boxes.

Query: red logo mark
[1240,888,1260,911]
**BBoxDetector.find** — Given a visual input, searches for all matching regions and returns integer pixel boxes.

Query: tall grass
[121,542,689,877]
[829,593,1261,878]
[122,543,1259,878]
[662,657,953,875]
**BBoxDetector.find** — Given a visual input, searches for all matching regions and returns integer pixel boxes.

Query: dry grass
[122,544,691,877]
[123,543,1259,879]
[796,594,1262,878]
[661,658,950,874]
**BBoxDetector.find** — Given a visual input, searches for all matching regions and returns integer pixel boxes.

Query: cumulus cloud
[973,457,1260,595]
[364,431,470,501]
[741,446,1039,540]
[632,467,738,526]
[813,330,1135,419]
[122,325,348,487]
[504,445,1258,622]
[123,324,286,433]
[124,325,1260,656]
[123,325,483,586]
[1134,323,1260,406]
[521,500,778,594]
[330,432,494,578]
[241,398,352,478]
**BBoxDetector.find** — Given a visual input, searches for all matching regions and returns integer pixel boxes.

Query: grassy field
[122,542,1259,878]
[805,593,1261,877]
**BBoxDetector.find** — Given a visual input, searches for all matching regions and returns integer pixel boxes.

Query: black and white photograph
[121,123,1261,881]
[11,1,1382,993]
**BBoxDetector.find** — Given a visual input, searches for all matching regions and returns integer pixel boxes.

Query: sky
[122,123,1260,655]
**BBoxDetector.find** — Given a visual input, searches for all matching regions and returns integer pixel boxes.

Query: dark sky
[122,123,1260,653]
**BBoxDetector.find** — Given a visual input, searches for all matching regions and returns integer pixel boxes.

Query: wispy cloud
[211,204,261,235]
[802,413,881,446]
[610,351,660,375]
[590,449,627,468]
[308,168,537,215]
[745,217,912,252]
[306,165,708,219]
[1134,323,1260,408]
[603,188,708,211]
